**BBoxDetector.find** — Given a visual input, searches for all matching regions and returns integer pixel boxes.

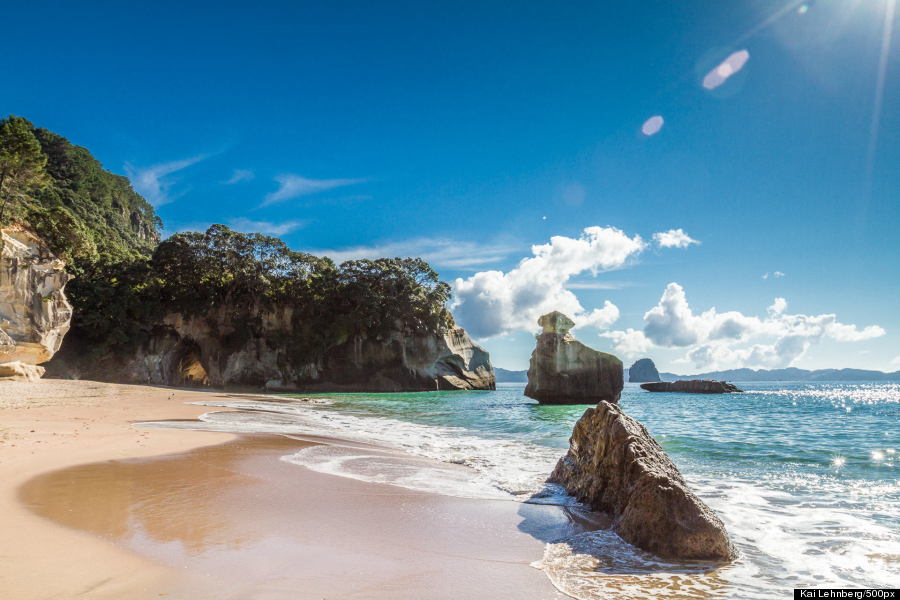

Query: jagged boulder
[548,401,736,561]
[641,380,742,394]
[524,311,623,405]
[628,358,661,383]
[0,228,72,379]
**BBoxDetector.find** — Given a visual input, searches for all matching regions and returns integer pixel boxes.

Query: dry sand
[1,380,573,600]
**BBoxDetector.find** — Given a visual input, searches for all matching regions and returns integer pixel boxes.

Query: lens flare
[641,115,664,136]
[703,50,750,90]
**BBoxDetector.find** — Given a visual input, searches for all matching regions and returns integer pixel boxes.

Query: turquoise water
[146,381,900,597]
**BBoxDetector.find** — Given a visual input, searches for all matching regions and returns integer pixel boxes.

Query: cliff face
[549,401,736,561]
[0,228,72,380]
[628,358,661,383]
[52,306,494,392]
[524,311,623,405]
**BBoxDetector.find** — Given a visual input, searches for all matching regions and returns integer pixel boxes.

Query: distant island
[495,367,528,383]
[495,365,900,383]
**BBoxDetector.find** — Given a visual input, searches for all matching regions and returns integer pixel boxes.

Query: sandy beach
[0,380,573,600]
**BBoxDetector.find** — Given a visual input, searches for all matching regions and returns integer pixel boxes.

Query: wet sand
[2,380,575,599]
[20,434,580,599]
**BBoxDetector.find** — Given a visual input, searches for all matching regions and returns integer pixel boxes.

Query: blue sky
[4,0,898,371]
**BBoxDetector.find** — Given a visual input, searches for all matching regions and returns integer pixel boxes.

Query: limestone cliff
[549,401,736,561]
[0,228,72,380]
[51,306,494,392]
[628,357,661,383]
[524,311,623,405]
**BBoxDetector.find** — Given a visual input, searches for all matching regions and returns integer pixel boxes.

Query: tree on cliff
[0,116,48,222]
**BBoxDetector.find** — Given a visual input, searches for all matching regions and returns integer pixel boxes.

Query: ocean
[143,382,899,598]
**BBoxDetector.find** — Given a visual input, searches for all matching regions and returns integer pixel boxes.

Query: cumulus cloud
[703,49,750,90]
[224,169,254,184]
[308,238,518,270]
[228,217,306,236]
[653,228,700,248]
[762,271,785,280]
[605,282,885,369]
[125,155,205,207]
[262,174,364,206]
[452,226,647,338]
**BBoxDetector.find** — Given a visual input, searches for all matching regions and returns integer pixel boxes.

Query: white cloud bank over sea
[452,226,692,338]
[601,283,885,370]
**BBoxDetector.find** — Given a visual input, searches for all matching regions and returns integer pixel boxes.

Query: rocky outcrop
[628,358,661,383]
[50,304,494,392]
[548,401,736,561]
[640,380,742,394]
[524,311,622,405]
[0,228,72,380]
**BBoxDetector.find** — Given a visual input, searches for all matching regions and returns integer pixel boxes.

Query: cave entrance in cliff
[176,343,209,387]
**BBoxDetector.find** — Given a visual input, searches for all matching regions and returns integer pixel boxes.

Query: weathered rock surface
[0,228,72,379]
[640,380,742,394]
[524,311,623,405]
[548,401,736,561]
[0,360,46,381]
[628,358,661,383]
[50,305,494,392]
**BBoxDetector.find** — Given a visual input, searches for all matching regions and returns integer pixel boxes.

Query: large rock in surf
[641,380,742,394]
[524,311,623,405]
[628,358,661,383]
[548,401,736,561]
[0,228,72,380]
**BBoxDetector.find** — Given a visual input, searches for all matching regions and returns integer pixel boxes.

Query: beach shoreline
[0,380,238,600]
[1,379,571,600]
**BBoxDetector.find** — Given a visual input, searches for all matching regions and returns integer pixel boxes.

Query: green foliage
[0,114,160,272]
[0,116,49,220]
[4,118,454,367]
[68,225,455,363]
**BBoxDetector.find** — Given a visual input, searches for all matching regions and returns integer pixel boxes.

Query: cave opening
[175,343,209,387]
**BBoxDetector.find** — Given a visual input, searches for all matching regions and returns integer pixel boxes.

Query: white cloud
[762,271,786,279]
[310,238,518,270]
[641,115,664,136]
[891,356,900,368]
[566,280,631,290]
[224,169,254,184]
[452,226,647,338]
[575,301,621,330]
[228,217,306,236]
[703,50,750,90]
[653,228,700,248]
[125,155,205,207]
[605,282,885,368]
[262,174,364,206]
[600,328,653,356]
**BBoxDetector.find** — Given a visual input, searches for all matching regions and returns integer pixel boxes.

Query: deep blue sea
[148,381,900,598]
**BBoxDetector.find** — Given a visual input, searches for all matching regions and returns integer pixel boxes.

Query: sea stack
[641,380,742,394]
[548,401,736,561]
[524,311,623,405]
[628,358,661,383]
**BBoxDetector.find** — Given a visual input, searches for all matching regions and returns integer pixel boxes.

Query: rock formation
[640,380,742,394]
[524,311,623,405]
[548,401,736,561]
[0,228,72,381]
[50,307,494,392]
[628,358,661,383]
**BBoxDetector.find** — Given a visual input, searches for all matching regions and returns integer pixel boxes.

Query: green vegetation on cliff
[0,115,160,272]
[69,225,454,364]
[2,116,455,369]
